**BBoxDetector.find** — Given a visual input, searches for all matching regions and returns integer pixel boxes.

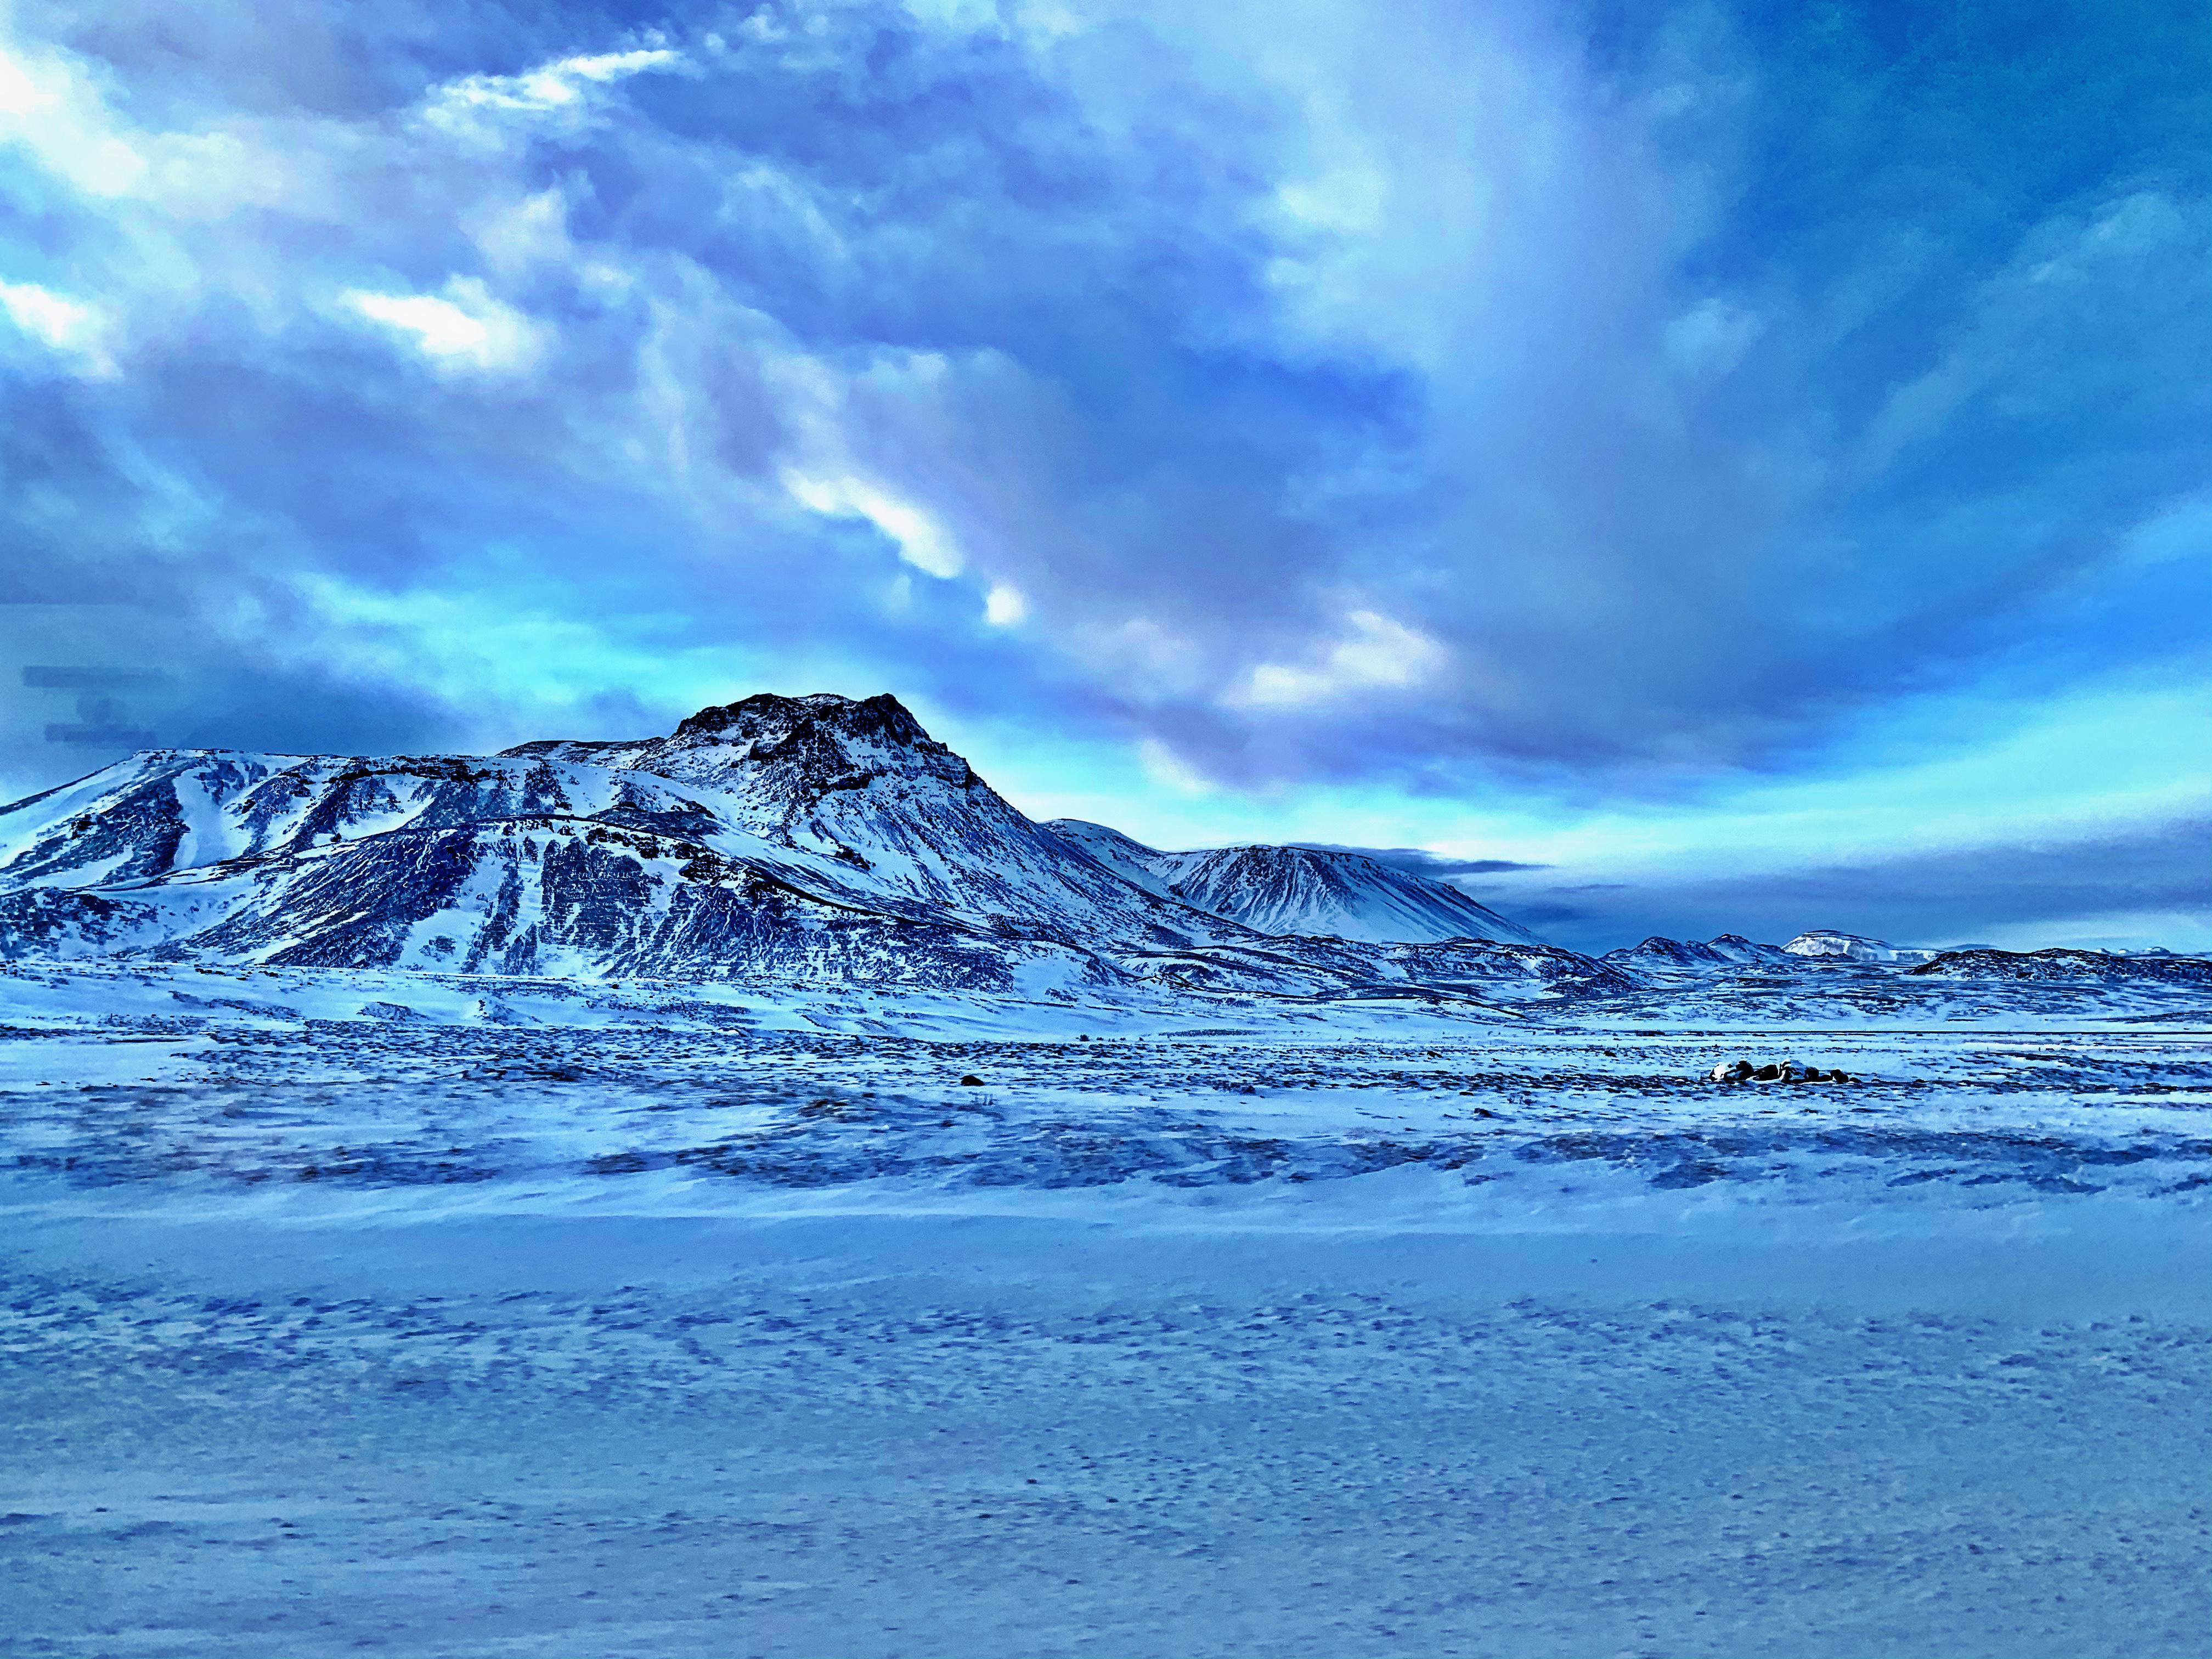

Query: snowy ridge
[1604,936,1737,969]
[0,694,1593,1001]
[1048,820,1541,945]
[1708,933,1798,965]
[1782,929,1938,964]
[1909,947,2212,985]
[1609,932,1948,973]
[1605,934,1802,971]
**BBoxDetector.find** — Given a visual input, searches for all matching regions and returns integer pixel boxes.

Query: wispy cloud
[1228,612,1447,710]
[426,47,680,121]
[1291,845,1550,878]
[341,278,542,373]
[0,279,115,376]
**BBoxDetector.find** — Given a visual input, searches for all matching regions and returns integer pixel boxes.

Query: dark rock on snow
[1709,1059,1852,1084]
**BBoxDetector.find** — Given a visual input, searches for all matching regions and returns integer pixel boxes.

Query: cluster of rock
[1908,948,2212,985]
[1707,1059,1854,1084]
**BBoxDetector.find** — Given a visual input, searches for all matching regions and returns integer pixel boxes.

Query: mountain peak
[492,690,977,818]
[623,690,981,810]
[672,691,926,748]
[1047,818,1543,946]
[1782,929,1937,964]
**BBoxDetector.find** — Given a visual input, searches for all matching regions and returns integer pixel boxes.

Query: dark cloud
[1496,821,2212,955]
[1291,844,1549,878]
[1490,901,1598,927]
[2,599,469,782]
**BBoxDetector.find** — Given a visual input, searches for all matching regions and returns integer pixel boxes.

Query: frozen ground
[3,961,2209,1657]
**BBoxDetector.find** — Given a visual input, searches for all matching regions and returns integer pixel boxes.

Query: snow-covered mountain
[1604,928,1945,972]
[0,693,1593,1000]
[0,726,1097,988]
[1781,929,1938,964]
[1604,936,1737,969]
[499,694,1242,951]
[1603,933,1818,971]
[1048,820,1541,946]
[1706,933,1799,966]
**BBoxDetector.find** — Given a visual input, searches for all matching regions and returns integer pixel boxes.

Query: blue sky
[1,0,2204,950]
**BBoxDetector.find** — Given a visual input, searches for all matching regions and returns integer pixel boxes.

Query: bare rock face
[522,691,980,811]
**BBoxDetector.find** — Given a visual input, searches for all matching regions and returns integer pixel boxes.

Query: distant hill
[1047,820,1542,946]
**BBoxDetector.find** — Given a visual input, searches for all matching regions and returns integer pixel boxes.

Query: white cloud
[470,188,572,273]
[0,39,148,196]
[1858,191,2197,477]
[1076,618,1209,699]
[1272,159,1390,237]
[1138,737,1218,795]
[781,469,964,579]
[984,583,1028,626]
[1227,610,1446,708]
[341,277,541,373]
[0,34,328,224]
[556,49,682,87]
[0,279,115,376]
[422,47,680,132]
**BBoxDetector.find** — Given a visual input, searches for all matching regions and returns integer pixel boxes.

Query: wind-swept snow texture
[3,952,2208,1657]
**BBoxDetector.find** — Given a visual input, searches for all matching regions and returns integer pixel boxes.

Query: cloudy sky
[1,0,2204,950]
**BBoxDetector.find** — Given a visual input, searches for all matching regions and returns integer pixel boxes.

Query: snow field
[1,964,2207,1656]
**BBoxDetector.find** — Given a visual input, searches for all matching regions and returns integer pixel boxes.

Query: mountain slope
[1046,819,1180,899]
[1047,820,1542,946]
[0,694,1592,1000]
[1604,934,1816,970]
[1604,936,1736,969]
[0,743,1113,989]
[503,695,1248,951]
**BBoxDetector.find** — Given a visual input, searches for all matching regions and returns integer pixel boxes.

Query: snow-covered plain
[4,958,2209,1657]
